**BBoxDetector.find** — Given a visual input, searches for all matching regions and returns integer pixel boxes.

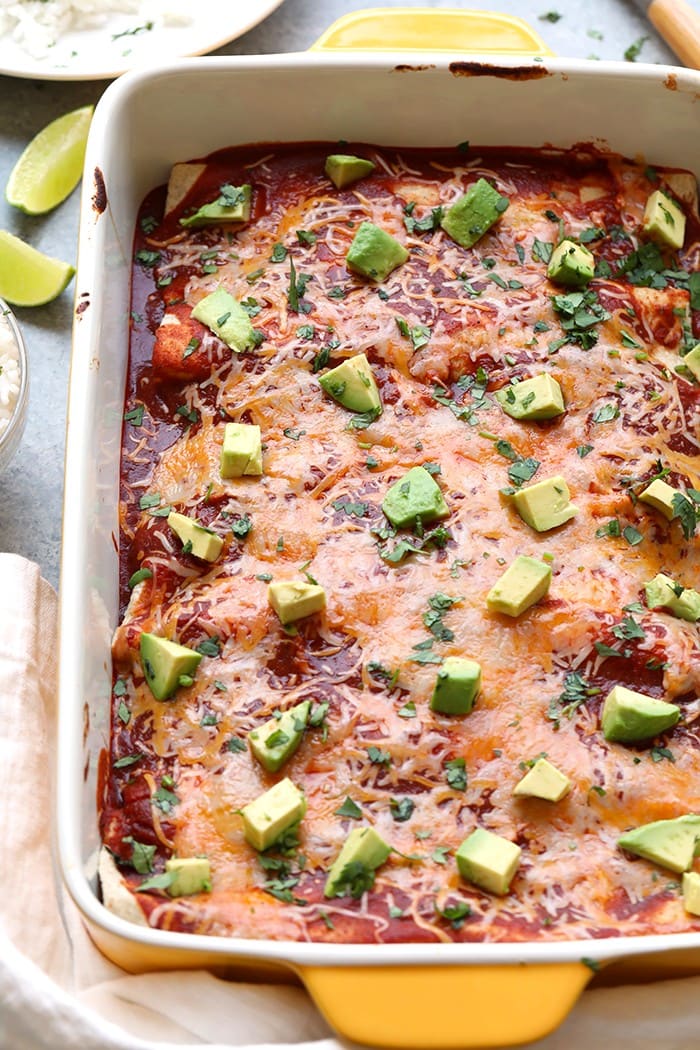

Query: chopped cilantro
[547,671,600,727]
[368,745,392,766]
[335,797,362,820]
[624,35,648,61]
[231,514,252,539]
[672,492,698,540]
[124,404,145,426]
[195,636,221,658]
[329,860,376,898]
[135,249,160,268]
[395,316,431,351]
[445,757,467,791]
[551,289,611,350]
[612,615,645,641]
[122,836,155,874]
[592,403,619,424]
[390,798,415,822]
[333,498,369,518]
[436,899,471,929]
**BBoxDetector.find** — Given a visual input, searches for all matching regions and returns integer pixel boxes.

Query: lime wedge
[0,231,74,307]
[6,105,93,215]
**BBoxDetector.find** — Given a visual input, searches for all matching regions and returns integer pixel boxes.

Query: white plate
[0,0,286,80]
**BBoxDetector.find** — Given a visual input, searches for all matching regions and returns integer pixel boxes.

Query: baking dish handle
[310,7,553,56]
[297,961,591,1049]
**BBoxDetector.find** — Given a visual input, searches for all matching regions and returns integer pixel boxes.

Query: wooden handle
[648,0,700,68]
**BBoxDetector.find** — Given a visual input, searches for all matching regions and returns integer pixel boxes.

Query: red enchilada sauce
[101,143,700,943]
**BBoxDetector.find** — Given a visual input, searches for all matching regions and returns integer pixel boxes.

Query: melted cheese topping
[104,144,700,944]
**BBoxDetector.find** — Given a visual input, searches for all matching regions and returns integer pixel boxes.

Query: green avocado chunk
[346,221,409,282]
[456,827,521,895]
[682,871,700,915]
[512,757,571,802]
[318,352,382,413]
[645,573,700,622]
[139,633,202,701]
[268,580,326,625]
[180,184,251,227]
[191,286,256,353]
[248,700,311,773]
[601,684,680,743]
[325,154,375,189]
[638,478,681,521]
[683,344,700,381]
[510,475,578,533]
[547,239,595,287]
[430,657,481,715]
[643,189,686,250]
[618,815,700,873]
[440,178,509,249]
[165,856,211,896]
[495,373,565,421]
[486,555,551,617]
[241,777,307,852]
[382,465,449,529]
[324,826,392,898]
[220,422,263,478]
[167,511,223,562]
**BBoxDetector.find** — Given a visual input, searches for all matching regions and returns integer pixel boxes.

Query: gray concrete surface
[0,0,696,587]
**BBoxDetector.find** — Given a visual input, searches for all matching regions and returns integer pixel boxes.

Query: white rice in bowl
[0,311,22,438]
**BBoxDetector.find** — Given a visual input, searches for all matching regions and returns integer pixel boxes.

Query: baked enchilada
[100,141,700,944]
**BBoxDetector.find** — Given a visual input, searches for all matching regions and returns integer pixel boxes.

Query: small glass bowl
[0,299,29,472]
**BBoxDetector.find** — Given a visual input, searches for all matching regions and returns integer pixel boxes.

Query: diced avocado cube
[638,478,681,522]
[440,178,509,249]
[325,154,375,189]
[191,286,256,353]
[643,189,686,251]
[601,684,680,743]
[220,422,262,478]
[513,757,571,802]
[268,580,326,625]
[682,871,700,916]
[618,814,700,874]
[248,700,310,773]
[486,555,552,618]
[382,466,449,529]
[324,826,391,898]
[645,573,700,623]
[456,827,521,896]
[494,374,565,421]
[165,856,211,896]
[346,221,409,282]
[180,184,251,227]
[139,633,202,701]
[510,475,577,533]
[430,657,481,715]
[683,344,700,381]
[318,352,382,414]
[547,239,595,287]
[167,511,223,562]
[241,777,307,852]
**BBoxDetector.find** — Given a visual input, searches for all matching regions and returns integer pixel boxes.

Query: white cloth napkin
[2,552,700,1050]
